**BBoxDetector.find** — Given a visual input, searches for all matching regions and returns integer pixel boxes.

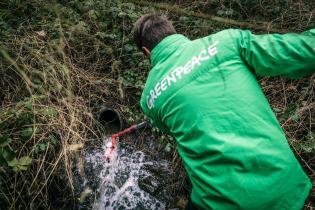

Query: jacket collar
[150,34,190,67]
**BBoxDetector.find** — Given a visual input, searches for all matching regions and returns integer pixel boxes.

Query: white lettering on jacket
[146,41,219,110]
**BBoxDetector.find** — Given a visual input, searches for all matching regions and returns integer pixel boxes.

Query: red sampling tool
[104,121,147,160]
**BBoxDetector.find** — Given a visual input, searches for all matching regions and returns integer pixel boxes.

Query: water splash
[85,137,167,210]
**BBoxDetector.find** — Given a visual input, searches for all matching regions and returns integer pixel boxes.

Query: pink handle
[111,124,137,147]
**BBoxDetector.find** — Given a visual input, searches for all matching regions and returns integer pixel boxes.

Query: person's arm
[239,29,315,78]
[147,116,170,134]
[140,99,171,135]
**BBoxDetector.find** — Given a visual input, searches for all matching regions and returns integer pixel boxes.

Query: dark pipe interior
[98,109,122,134]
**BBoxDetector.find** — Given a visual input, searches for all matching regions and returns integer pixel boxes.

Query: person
[133,14,314,210]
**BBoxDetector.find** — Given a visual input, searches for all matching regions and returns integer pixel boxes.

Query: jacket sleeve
[239,29,315,78]
[140,99,171,135]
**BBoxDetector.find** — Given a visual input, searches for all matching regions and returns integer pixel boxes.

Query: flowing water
[84,137,168,210]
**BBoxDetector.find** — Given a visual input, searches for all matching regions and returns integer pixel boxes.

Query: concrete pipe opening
[98,108,123,134]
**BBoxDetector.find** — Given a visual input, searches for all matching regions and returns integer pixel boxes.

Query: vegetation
[0,0,314,209]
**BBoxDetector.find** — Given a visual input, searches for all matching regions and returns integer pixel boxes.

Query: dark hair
[133,14,176,51]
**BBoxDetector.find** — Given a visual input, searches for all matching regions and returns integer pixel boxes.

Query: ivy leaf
[39,143,46,151]
[32,78,42,85]
[21,127,34,140]
[0,135,12,147]
[0,148,15,165]
[291,113,300,122]
[43,108,58,117]
[24,102,33,110]
[2,148,15,162]
[273,107,282,113]
[123,44,133,52]
[8,156,32,172]
[0,155,6,165]
[7,158,18,167]
[49,135,57,145]
[164,143,172,153]
[19,156,32,166]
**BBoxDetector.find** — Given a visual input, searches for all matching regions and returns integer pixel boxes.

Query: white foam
[85,136,166,210]
[105,141,113,148]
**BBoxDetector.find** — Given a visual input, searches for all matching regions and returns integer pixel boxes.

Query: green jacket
[140,29,314,209]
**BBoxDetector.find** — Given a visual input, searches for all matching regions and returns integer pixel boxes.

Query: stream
[81,136,170,210]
